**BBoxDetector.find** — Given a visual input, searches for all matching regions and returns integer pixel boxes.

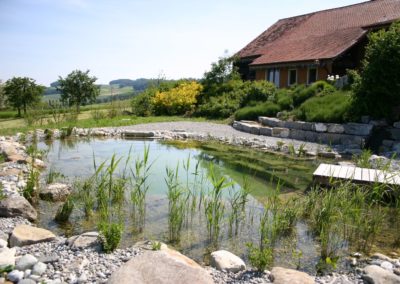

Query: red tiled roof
[237,0,400,66]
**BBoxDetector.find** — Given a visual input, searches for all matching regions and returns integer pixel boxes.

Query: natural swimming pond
[36,138,400,274]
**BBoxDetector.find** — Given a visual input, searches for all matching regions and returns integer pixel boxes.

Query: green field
[42,85,135,102]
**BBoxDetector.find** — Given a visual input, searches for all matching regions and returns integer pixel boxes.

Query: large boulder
[108,247,214,284]
[9,225,56,247]
[39,183,71,202]
[210,250,246,273]
[0,195,37,221]
[270,267,315,284]
[363,265,400,284]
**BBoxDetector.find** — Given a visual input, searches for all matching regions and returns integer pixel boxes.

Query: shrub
[235,102,280,121]
[152,81,202,115]
[275,89,293,110]
[131,87,156,116]
[196,91,242,118]
[293,81,336,107]
[350,21,400,121]
[240,81,276,107]
[296,91,351,123]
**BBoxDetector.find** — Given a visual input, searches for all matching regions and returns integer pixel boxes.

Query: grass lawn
[0,112,224,136]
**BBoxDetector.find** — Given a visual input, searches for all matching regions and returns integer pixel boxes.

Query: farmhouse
[236,0,400,88]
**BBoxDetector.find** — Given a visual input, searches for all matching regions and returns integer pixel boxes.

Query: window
[288,69,297,86]
[266,68,280,87]
[308,67,317,84]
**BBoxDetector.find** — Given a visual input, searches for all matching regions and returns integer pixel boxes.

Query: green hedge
[235,102,281,121]
[296,92,351,123]
[292,81,336,107]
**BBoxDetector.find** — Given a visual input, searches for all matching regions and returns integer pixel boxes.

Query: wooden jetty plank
[313,163,400,186]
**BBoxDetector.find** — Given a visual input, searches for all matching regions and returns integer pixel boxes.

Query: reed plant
[130,144,153,229]
[204,164,232,243]
[45,167,64,184]
[165,165,185,243]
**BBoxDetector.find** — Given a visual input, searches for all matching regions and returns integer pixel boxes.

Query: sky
[0,0,366,86]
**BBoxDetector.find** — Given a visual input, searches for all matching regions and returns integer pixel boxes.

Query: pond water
[35,138,399,274]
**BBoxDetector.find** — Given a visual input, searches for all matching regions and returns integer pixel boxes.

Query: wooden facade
[254,65,330,88]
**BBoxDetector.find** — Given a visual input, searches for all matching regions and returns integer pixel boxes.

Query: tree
[351,21,400,121]
[57,70,100,113]
[0,80,5,109]
[3,77,44,116]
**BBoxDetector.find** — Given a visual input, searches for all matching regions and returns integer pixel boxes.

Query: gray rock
[272,128,289,138]
[0,239,7,248]
[39,183,71,202]
[10,224,56,247]
[327,124,345,134]
[15,254,38,270]
[381,261,394,271]
[260,127,272,136]
[24,269,31,278]
[315,123,327,132]
[394,121,400,129]
[210,250,246,273]
[32,261,47,275]
[270,267,314,284]
[7,269,24,282]
[372,253,395,262]
[0,195,38,221]
[38,254,59,264]
[67,231,100,250]
[123,131,155,138]
[258,117,283,128]
[19,279,37,284]
[0,247,16,268]
[108,247,214,284]
[363,265,400,284]
[344,123,373,136]
[0,231,8,242]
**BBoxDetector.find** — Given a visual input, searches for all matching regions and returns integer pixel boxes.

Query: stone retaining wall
[233,117,375,149]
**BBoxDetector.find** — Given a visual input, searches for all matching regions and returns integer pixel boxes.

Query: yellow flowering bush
[152,81,203,115]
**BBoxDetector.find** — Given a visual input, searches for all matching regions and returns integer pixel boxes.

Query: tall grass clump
[204,164,232,243]
[130,145,153,229]
[227,177,251,237]
[165,165,185,243]
[303,181,389,273]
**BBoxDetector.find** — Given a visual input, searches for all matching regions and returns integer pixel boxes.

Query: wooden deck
[313,163,400,186]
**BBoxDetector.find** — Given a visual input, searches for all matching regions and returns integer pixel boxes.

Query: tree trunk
[23,103,27,114]
[76,104,80,114]
[17,108,21,117]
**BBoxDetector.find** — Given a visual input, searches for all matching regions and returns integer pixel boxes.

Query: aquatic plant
[45,167,65,184]
[98,221,123,253]
[55,196,74,223]
[247,241,273,271]
[204,164,232,243]
[165,165,185,243]
[130,144,153,229]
